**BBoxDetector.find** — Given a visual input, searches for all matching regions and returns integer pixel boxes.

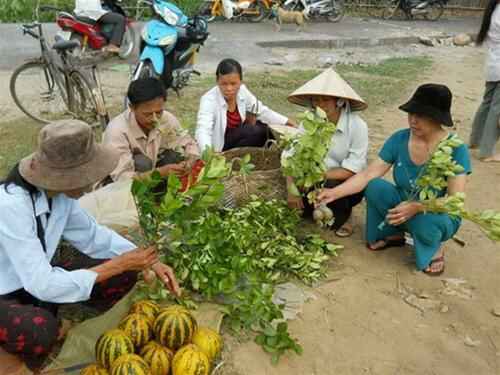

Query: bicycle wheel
[10,60,70,124]
[119,26,136,59]
[424,1,443,21]
[381,0,401,19]
[327,0,345,22]
[68,70,107,130]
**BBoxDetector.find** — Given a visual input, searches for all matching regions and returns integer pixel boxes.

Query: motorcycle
[198,0,274,23]
[131,0,209,92]
[282,0,345,22]
[382,0,446,20]
[54,0,136,58]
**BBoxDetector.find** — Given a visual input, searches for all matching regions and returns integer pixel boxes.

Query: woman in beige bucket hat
[0,120,180,374]
[283,68,369,238]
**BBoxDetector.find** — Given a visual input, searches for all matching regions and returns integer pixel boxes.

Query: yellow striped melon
[110,354,151,375]
[95,329,134,369]
[192,327,222,362]
[154,305,197,350]
[80,364,109,375]
[119,313,153,349]
[172,344,210,375]
[140,340,173,375]
[130,300,160,325]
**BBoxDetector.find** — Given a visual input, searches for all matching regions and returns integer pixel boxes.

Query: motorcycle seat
[75,15,98,25]
[53,39,80,51]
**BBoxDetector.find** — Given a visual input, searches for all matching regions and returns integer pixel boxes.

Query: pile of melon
[80,301,222,375]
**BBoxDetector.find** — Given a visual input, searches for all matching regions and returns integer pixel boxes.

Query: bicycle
[9,6,109,130]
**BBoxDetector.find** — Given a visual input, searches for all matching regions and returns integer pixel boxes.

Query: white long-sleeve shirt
[74,0,109,20]
[195,84,288,152]
[486,6,500,82]
[0,184,136,303]
[282,107,368,174]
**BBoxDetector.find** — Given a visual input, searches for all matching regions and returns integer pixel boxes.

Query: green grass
[0,56,433,177]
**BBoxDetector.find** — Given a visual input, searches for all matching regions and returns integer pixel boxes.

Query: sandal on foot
[366,237,406,251]
[423,255,445,276]
[335,224,353,238]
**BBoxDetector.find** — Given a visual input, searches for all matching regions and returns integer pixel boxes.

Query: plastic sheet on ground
[45,288,225,374]
[272,282,316,321]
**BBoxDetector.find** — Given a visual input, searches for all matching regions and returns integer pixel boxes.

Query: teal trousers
[365,178,461,270]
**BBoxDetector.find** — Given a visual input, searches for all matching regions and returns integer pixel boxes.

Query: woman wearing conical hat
[283,68,369,238]
[317,84,472,276]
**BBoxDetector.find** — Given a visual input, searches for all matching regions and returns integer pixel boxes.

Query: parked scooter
[282,0,345,22]
[131,0,209,92]
[198,0,274,23]
[54,0,136,58]
[382,0,446,21]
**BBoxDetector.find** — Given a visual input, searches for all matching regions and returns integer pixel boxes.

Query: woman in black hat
[317,84,471,276]
[470,0,500,162]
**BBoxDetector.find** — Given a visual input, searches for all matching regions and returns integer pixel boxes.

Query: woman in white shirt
[74,0,126,53]
[0,120,180,374]
[470,0,500,162]
[284,69,369,237]
[195,58,295,152]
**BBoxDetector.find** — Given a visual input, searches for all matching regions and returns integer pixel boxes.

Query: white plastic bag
[79,179,138,232]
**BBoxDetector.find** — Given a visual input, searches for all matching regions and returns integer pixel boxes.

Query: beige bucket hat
[288,68,367,111]
[19,120,119,191]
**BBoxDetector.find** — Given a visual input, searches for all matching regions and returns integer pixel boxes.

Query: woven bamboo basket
[221,146,286,207]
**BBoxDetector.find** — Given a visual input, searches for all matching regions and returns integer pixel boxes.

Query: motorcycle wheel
[199,1,217,22]
[327,0,345,22]
[119,27,136,59]
[424,1,444,21]
[283,1,303,11]
[381,0,401,19]
[247,1,267,22]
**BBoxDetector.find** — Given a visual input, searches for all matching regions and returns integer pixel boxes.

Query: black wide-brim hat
[399,83,453,127]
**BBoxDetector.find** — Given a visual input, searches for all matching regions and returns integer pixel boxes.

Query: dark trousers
[0,252,136,369]
[303,179,364,230]
[223,121,275,151]
[99,12,126,46]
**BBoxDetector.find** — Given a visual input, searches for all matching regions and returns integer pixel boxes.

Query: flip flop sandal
[366,237,406,251]
[423,256,445,276]
[335,225,353,238]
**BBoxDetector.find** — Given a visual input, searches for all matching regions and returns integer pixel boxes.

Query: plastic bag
[79,179,138,232]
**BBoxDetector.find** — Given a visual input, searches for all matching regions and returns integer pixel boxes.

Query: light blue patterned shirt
[0,184,136,303]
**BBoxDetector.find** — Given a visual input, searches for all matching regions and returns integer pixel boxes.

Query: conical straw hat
[288,68,367,111]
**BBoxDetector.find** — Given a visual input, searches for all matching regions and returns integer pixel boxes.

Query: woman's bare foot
[423,250,445,276]
[480,153,500,163]
[335,223,353,237]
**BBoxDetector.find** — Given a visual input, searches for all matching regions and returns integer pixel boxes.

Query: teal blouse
[379,129,471,200]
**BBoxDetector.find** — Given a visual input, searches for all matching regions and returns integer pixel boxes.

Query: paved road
[0,16,479,71]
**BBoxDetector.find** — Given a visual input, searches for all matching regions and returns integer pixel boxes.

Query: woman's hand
[151,262,182,297]
[287,193,304,210]
[315,188,338,207]
[386,201,423,226]
[119,246,159,271]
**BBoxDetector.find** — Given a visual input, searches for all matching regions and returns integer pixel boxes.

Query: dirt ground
[216,48,500,374]
[1,43,498,374]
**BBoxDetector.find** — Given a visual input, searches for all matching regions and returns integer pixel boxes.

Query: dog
[272,4,307,32]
